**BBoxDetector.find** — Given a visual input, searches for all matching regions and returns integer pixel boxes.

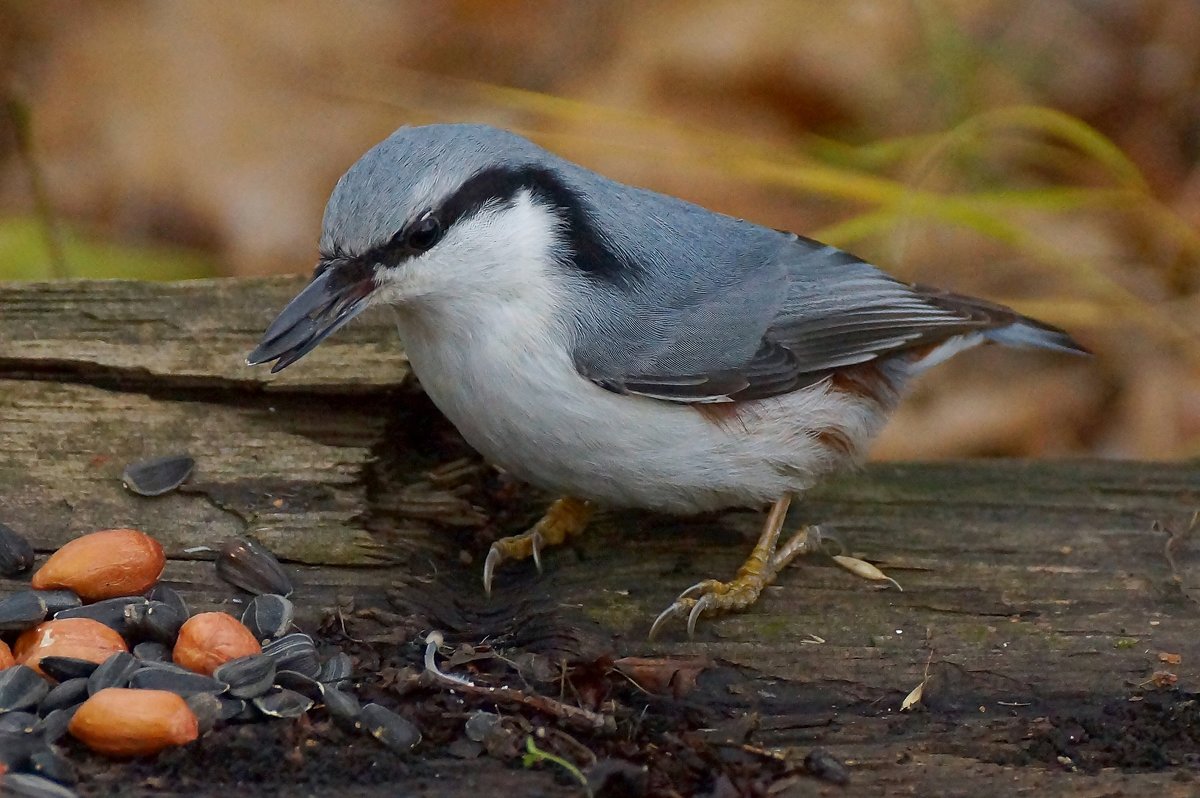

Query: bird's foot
[649,523,823,639]
[482,496,594,595]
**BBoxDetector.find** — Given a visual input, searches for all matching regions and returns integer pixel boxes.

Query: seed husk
[361,703,421,752]
[32,528,165,602]
[0,665,50,714]
[87,652,141,694]
[252,687,312,719]
[262,633,320,678]
[128,666,226,698]
[36,657,98,683]
[69,687,199,757]
[0,591,48,633]
[241,594,294,641]
[214,654,276,699]
[0,772,80,798]
[124,601,186,645]
[121,454,195,497]
[55,596,149,635]
[0,522,35,577]
[173,612,262,676]
[216,537,293,597]
[38,679,89,716]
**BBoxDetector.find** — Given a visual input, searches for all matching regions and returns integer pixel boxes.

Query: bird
[247,124,1087,639]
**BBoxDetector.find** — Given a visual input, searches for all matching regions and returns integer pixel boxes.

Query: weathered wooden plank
[1,277,1197,796]
[0,278,408,390]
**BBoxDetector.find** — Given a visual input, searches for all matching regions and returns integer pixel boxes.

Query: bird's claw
[482,529,546,596]
[648,580,727,640]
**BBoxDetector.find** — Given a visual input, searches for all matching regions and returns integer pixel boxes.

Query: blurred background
[0,0,1197,460]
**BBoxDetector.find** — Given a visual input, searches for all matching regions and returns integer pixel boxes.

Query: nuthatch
[249,125,1086,638]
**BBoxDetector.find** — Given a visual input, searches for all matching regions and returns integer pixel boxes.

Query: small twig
[420,631,616,734]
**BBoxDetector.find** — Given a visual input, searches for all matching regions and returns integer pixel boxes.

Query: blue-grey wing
[574,233,1081,403]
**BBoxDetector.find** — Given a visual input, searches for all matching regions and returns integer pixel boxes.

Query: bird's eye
[406,215,443,252]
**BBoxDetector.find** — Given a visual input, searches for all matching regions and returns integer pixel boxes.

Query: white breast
[380,193,890,513]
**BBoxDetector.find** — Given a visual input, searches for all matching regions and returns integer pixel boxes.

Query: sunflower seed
[0,773,80,798]
[241,594,294,641]
[262,633,320,678]
[29,747,78,786]
[0,710,38,732]
[37,657,98,683]
[124,600,186,645]
[216,537,293,597]
[318,651,352,685]
[0,727,39,768]
[0,666,49,714]
[361,703,421,752]
[128,667,226,698]
[132,641,171,663]
[38,679,89,715]
[214,654,276,699]
[0,591,48,632]
[319,683,361,732]
[33,706,78,745]
[272,670,322,701]
[185,692,223,734]
[0,522,35,576]
[146,585,189,618]
[217,696,247,722]
[55,596,148,634]
[253,688,313,719]
[87,652,141,694]
[121,454,195,497]
[36,591,81,616]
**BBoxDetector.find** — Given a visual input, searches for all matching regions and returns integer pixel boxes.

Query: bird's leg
[650,493,798,640]
[483,496,594,595]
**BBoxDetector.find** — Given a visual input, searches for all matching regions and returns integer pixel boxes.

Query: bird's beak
[246,264,376,372]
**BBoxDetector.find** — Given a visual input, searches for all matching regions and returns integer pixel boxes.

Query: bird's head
[248,124,611,372]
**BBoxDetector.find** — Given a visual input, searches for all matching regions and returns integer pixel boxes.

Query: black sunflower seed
[36,590,81,616]
[132,641,171,663]
[0,772,81,797]
[241,594,294,641]
[319,683,362,732]
[128,666,226,698]
[33,706,79,745]
[214,654,276,700]
[0,665,50,714]
[146,585,189,618]
[124,600,186,645]
[0,591,48,632]
[87,652,141,694]
[121,454,195,497]
[0,522,35,576]
[55,596,148,634]
[38,679,89,716]
[216,537,293,597]
[253,687,313,719]
[361,703,421,752]
[0,710,38,732]
[185,692,223,735]
[262,633,319,678]
[37,657,98,683]
[317,651,352,685]
[29,747,78,786]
